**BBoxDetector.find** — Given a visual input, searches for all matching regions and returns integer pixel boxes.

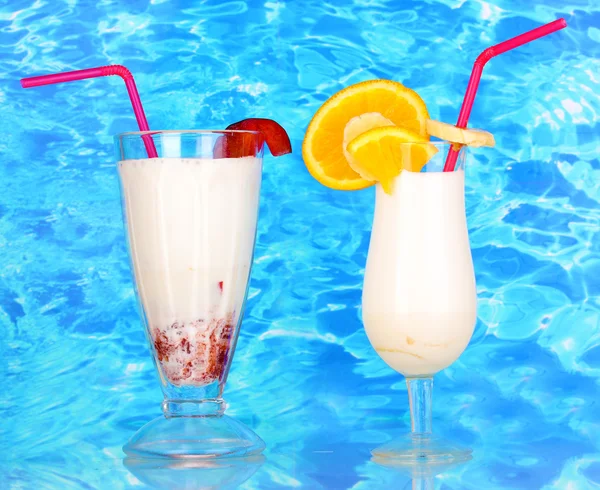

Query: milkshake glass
[116,130,264,459]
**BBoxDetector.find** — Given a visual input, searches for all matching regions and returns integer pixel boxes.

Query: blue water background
[1,0,599,488]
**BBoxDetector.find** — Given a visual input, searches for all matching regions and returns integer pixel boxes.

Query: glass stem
[406,377,433,436]
[412,477,436,490]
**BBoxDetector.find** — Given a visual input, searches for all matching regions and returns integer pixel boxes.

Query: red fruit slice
[227,118,292,156]
[214,118,292,158]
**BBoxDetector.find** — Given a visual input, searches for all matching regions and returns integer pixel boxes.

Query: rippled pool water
[1,0,599,488]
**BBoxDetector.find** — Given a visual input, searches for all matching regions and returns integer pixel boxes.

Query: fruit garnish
[302,80,430,191]
[426,119,495,148]
[346,126,438,195]
[214,118,292,158]
[343,112,395,178]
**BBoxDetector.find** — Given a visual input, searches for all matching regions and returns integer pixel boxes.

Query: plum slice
[214,118,292,158]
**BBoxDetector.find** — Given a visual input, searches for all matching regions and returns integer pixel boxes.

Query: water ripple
[1,0,600,489]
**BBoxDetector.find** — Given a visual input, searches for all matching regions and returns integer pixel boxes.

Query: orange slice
[302,80,430,190]
[347,126,438,195]
[343,112,395,174]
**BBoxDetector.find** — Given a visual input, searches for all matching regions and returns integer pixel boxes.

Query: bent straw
[443,18,567,172]
[21,65,158,158]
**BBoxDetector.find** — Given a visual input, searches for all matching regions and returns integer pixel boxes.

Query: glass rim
[115,129,262,138]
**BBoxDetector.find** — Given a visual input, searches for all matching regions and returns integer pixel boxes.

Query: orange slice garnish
[347,126,438,194]
[302,80,430,190]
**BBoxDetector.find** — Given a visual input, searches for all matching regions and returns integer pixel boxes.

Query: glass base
[123,414,265,459]
[123,455,265,489]
[371,434,472,465]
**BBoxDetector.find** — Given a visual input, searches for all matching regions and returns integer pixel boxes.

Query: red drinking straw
[21,65,158,158]
[443,18,567,172]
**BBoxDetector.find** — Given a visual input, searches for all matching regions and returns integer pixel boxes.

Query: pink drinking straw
[443,18,567,172]
[21,65,158,158]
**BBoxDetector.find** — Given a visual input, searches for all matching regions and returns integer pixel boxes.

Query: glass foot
[371,434,472,465]
[123,455,265,489]
[123,414,265,459]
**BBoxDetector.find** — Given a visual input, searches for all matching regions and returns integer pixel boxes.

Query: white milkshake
[118,157,262,386]
[362,169,476,376]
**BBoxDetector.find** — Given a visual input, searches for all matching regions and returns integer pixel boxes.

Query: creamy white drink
[118,157,261,386]
[362,169,477,376]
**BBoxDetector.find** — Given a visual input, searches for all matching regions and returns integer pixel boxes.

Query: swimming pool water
[1,0,599,488]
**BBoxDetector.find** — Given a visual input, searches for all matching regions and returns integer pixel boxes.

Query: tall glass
[362,143,476,463]
[115,130,265,459]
